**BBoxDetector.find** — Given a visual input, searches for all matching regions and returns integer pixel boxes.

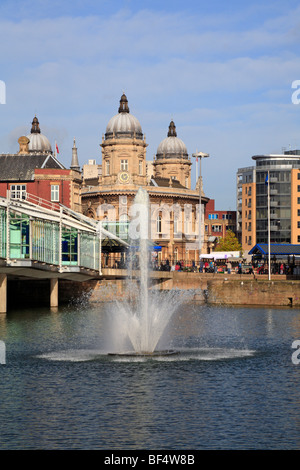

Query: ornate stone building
[81,94,210,265]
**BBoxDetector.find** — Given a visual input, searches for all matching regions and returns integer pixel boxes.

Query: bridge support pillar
[50,278,59,308]
[0,274,7,314]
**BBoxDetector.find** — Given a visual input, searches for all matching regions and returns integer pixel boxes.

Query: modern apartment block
[237,150,300,252]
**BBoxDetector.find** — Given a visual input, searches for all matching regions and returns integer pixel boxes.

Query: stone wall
[59,273,300,308]
[5,272,300,310]
[206,279,300,307]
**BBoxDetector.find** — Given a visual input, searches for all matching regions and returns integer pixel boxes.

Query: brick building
[204,199,236,249]
[0,116,81,212]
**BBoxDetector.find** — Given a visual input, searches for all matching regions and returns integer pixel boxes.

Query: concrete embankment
[59,271,300,308]
[6,271,300,309]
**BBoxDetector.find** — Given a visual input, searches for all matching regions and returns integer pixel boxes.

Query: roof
[0,154,65,181]
[249,243,300,256]
[150,177,186,189]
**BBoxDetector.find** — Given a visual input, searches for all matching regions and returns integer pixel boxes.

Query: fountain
[108,187,182,357]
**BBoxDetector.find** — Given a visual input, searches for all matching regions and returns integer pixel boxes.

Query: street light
[192,151,210,262]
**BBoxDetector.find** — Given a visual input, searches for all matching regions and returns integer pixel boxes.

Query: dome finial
[118,93,130,113]
[168,120,177,137]
[31,116,41,134]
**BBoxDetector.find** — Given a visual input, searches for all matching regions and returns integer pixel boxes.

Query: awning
[249,243,300,256]
[200,251,240,260]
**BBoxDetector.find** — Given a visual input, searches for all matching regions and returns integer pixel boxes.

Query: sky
[1,0,300,209]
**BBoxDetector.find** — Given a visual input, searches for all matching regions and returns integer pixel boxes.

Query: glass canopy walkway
[0,194,129,312]
[0,195,128,272]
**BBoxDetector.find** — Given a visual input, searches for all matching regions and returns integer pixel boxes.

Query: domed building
[0,116,82,212]
[26,116,53,154]
[81,94,210,265]
[99,93,147,188]
[153,120,192,189]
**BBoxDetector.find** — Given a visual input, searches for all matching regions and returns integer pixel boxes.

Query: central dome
[105,94,143,140]
[26,116,52,154]
[156,121,188,159]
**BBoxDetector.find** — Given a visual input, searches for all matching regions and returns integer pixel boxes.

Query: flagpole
[267,169,271,281]
[55,140,57,159]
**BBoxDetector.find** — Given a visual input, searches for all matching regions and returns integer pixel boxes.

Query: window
[120,159,128,171]
[298,221,300,229]
[105,160,110,175]
[10,184,26,200]
[157,215,162,234]
[51,185,59,202]
[139,160,143,175]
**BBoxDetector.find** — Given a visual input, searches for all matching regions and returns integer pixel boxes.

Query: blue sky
[1,0,300,209]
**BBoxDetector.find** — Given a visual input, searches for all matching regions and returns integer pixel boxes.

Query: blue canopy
[249,243,300,256]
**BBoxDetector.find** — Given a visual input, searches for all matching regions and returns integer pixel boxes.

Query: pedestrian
[199,260,204,273]
[238,261,242,274]
[280,263,284,275]
[227,261,232,274]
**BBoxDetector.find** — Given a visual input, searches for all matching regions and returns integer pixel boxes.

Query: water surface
[0,303,300,449]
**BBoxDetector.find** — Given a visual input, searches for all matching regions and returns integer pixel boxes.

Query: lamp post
[192,151,209,263]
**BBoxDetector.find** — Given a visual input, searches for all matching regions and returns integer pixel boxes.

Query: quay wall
[5,272,300,309]
[58,272,300,308]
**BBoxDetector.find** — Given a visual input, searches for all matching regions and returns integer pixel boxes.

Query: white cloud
[1,2,300,209]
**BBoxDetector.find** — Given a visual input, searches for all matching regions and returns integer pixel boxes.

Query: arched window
[156,214,162,234]
[105,160,110,175]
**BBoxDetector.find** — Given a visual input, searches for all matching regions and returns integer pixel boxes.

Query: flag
[196,157,198,162]
[56,142,59,154]
[265,173,268,185]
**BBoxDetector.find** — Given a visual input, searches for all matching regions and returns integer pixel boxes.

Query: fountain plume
[109,187,185,356]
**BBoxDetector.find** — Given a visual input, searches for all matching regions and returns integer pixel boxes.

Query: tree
[214,230,242,252]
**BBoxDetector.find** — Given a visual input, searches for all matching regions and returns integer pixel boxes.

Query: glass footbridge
[0,194,129,311]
